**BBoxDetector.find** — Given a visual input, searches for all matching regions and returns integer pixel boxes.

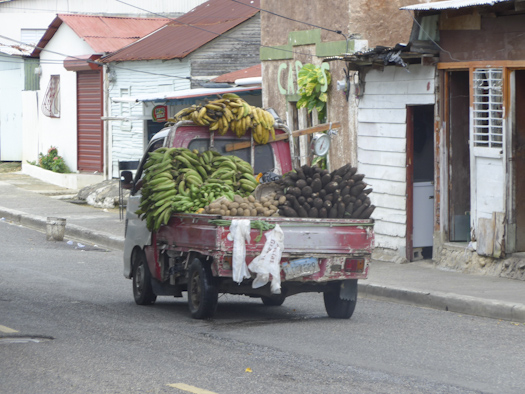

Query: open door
[514,70,525,251]
[447,71,471,242]
[407,105,435,261]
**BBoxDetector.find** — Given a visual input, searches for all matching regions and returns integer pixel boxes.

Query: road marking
[0,325,18,333]
[167,383,218,394]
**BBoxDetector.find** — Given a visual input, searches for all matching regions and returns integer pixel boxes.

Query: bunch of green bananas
[173,93,276,144]
[135,147,260,232]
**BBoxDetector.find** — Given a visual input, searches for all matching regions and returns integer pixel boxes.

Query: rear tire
[261,293,286,306]
[187,258,218,319]
[132,250,157,305]
[323,282,357,319]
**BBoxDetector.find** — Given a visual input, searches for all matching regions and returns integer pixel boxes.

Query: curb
[358,282,525,323]
[0,207,124,251]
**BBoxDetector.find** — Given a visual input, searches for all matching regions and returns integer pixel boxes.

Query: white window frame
[472,68,504,149]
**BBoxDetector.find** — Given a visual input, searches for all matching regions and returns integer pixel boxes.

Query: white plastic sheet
[227,219,252,284]
[248,224,284,294]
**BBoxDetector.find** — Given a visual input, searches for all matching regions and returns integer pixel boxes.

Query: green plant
[38,147,70,173]
[297,63,331,122]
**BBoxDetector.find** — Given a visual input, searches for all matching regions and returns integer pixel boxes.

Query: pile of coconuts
[276,163,375,219]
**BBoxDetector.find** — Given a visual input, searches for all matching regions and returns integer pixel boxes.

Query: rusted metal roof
[323,44,439,71]
[101,0,260,63]
[212,64,261,83]
[111,86,261,105]
[402,0,512,11]
[30,14,167,57]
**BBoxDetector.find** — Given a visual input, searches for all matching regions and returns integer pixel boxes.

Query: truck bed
[152,213,374,282]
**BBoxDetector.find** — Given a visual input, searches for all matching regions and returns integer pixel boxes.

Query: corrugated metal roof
[101,0,260,63]
[0,42,32,56]
[30,14,167,57]
[212,64,261,83]
[402,0,512,11]
[111,86,261,104]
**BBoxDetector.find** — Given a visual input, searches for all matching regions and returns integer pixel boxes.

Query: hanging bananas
[173,94,276,144]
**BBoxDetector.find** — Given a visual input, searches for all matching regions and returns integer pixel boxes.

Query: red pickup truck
[122,121,374,319]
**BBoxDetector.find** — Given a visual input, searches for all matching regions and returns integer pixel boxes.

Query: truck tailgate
[155,214,374,257]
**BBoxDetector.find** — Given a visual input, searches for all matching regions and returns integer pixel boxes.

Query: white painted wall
[23,22,93,171]
[0,0,204,18]
[358,64,436,256]
[107,59,191,177]
[0,53,23,160]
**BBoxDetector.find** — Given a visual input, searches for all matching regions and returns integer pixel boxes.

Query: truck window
[188,138,275,175]
[132,138,166,194]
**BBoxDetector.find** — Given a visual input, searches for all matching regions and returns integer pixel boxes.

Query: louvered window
[42,75,60,118]
[472,68,504,148]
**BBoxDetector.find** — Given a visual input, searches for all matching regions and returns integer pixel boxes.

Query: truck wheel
[187,258,218,319]
[261,293,286,306]
[132,250,157,305]
[323,281,357,319]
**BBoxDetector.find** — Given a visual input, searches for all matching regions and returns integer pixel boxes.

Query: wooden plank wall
[358,64,435,252]
[189,14,261,87]
[109,59,191,177]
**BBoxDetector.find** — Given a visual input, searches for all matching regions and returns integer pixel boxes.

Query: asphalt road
[1,221,524,394]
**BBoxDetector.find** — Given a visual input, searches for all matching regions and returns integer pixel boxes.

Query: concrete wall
[23,23,93,172]
[260,0,428,48]
[0,53,23,161]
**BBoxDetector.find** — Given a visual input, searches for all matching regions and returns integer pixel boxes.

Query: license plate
[282,257,320,280]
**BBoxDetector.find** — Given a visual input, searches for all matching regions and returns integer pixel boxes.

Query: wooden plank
[358,108,407,124]
[477,216,495,257]
[357,148,406,167]
[358,135,406,153]
[358,122,406,138]
[493,212,505,258]
[224,122,341,152]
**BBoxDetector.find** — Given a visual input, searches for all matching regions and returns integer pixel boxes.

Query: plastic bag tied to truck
[248,224,284,294]
[227,219,251,284]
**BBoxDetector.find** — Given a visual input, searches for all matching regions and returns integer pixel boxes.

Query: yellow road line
[0,325,18,333]
[167,383,218,394]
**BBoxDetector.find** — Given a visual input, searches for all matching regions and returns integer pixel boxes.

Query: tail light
[344,258,365,273]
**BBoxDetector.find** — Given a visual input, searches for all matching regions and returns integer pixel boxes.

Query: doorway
[447,71,471,242]
[514,70,525,251]
[407,105,435,261]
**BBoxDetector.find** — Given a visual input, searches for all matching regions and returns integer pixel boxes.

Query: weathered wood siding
[189,14,261,87]
[440,13,525,62]
[108,59,191,177]
[358,64,435,252]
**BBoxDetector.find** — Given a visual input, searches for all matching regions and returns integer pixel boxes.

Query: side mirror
[120,170,133,189]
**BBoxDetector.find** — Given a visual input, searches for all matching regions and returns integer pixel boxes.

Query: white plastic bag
[248,224,284,294]
[227,219,252,284]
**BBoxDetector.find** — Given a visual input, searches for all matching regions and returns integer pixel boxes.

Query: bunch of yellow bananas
[173,94,276,144]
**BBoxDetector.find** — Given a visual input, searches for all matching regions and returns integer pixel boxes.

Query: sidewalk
[1,172,524,323]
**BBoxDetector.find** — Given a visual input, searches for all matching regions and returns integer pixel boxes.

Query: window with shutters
[472,68,504,149]
[42,75,60,118]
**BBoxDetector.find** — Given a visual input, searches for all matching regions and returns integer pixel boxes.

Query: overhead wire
[0,34,204,82]
[228,0,346,37]
[1,0,358,82]
[114,0,318,59]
